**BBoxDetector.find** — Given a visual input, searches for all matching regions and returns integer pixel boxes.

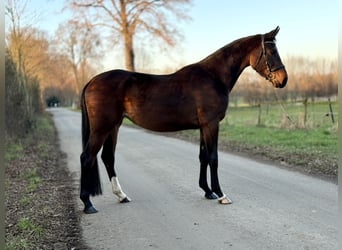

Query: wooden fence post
[328,98,335,123]
[257,103,262,126]
[303,98,308,127]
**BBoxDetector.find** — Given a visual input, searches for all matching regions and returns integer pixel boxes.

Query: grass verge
[5,113,88,249]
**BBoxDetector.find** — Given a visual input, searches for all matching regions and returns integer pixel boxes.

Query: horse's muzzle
[271,68,288,88]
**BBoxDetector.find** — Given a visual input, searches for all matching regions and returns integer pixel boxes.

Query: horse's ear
[264,26,280,41]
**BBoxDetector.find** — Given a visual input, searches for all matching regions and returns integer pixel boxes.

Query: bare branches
[53,19,103,95]
[64,0,192,71]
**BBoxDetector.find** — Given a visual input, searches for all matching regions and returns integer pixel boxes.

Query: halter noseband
[254,35,284,76]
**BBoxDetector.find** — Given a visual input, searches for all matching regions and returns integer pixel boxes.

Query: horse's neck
[199,36,258,92]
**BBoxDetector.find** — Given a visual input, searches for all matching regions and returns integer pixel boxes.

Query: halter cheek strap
[253,35,265,70]
[254,35,284,75]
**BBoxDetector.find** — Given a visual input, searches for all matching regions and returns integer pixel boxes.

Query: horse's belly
[123,102,199,132]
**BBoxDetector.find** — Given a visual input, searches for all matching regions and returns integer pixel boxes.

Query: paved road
[49,108,337,250]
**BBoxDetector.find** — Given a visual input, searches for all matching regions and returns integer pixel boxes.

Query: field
[221,101,337,154]
[131,101,338,181]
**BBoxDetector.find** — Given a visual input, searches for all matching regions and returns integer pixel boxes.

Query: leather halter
[254,35,285,75]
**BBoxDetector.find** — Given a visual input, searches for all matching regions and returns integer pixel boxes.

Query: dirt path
[50,108,338,250]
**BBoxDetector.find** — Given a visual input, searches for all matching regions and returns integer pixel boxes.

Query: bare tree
[5,0,46,115]
[44,52,77,103]
[53,20,102,97]
[66,0,192,71]
[6,0,30,83]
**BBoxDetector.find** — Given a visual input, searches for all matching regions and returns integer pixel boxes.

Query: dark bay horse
[80,26,288,213]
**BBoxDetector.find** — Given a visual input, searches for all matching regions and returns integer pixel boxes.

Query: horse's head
[251,26,288,88]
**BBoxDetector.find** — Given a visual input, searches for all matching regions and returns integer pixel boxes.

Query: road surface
[49,108,337,250]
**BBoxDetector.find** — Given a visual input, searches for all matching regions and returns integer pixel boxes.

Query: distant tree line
[231,56,338,106]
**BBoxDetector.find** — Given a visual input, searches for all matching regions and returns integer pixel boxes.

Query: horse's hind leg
[101,125,130,203]
[80,133,106,213]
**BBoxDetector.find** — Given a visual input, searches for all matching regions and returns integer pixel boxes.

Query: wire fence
[224,99,338,130]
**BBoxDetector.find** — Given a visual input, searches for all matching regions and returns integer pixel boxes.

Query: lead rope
[272,88,297,128]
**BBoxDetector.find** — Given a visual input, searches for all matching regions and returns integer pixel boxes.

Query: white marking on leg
[218,193,233,204]
[111,177,130,202]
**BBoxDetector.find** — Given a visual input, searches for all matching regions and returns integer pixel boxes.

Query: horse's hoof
[205,192,218,200]
[218,195,232,205]
[84,206,98,214]
[120,197,131,203]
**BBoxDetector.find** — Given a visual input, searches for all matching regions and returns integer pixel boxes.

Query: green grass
[214,101,337,175]
[26,168,42,193]
[219,124,337,157]
[17,217,43,234]
[6,167,44,249]
[225,101,338,128]
[220,101,337,155]
[5,142,24,162]
[5,237,29,250]
[20,196,32,206]
[35,115,55,134]
[6,217,44,250]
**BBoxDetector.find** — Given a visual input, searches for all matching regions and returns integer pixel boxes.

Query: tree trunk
[124,34,135,72]
[119,0,135,72]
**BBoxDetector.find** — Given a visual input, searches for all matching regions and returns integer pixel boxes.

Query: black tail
[80,83,102,196]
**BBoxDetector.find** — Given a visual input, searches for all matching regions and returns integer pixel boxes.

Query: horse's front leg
[199,137,217,199]
[201,124,232,205]
[209,154,232,205]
